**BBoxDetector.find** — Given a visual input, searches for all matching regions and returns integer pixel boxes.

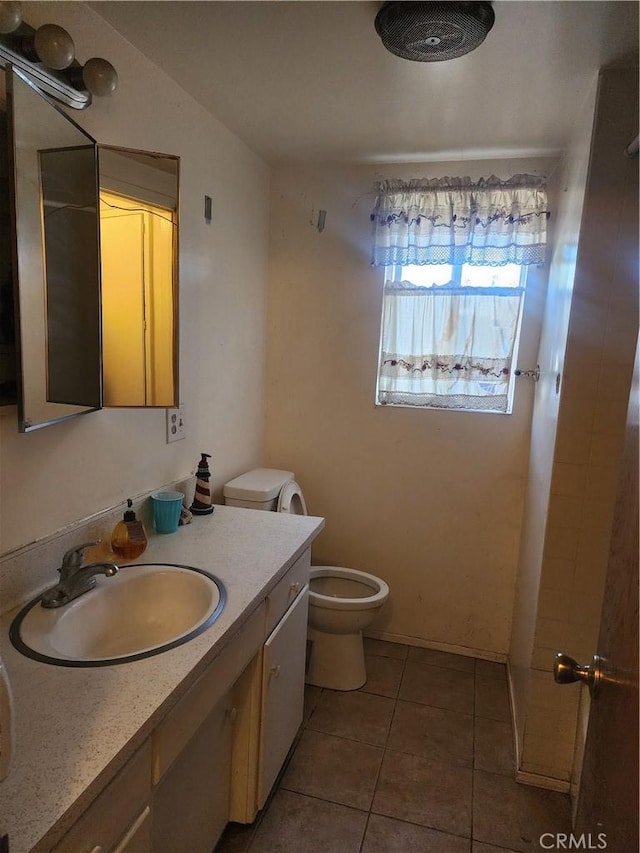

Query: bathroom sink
[10,564,226,667]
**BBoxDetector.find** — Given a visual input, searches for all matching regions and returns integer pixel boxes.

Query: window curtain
[371,174,549,267]
[372,175,548,412]
[377,282,524,412]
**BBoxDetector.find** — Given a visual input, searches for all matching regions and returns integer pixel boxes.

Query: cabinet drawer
[265,548,310,637]
[153,601,265,782]
[52,741,151,853]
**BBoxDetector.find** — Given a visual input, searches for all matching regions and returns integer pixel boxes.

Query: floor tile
[474,716,515,776]
[475,676,511,722]
[364,637,409,660]
[473,843,521,853]
[303,684,322,724]
[372,750,472,837]
[388,699,473,767]
[362,813,469,853]
[408,646,475,673]
[307,687,395,746]
[473,770,572,852]
[359,654,404,698]
[280,728,383,810]
[214,820,255,853]
[249,789,368,853]
[400,661,475,714]
[475,659,508,683]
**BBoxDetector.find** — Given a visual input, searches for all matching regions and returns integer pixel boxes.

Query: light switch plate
[166,407,186,443]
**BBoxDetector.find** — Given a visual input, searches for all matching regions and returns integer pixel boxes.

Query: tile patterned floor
[216,640,571,853]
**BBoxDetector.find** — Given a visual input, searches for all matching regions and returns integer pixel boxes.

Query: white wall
[0,1,270,555]
[264,157,554,657]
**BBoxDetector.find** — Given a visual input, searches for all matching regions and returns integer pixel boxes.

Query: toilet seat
[277,480,307,515]
[309,567,389,611]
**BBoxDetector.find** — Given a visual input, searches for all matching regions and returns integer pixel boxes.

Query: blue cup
[151,491,184,534]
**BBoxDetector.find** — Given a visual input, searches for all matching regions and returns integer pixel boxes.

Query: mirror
[5,67,179,432]
[7,66,101,431]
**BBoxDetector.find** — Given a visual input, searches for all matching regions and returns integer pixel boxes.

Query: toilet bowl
[223,469,390,690]
[306,567,389,690]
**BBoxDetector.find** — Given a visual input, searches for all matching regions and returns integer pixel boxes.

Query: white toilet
[223,468,390,691]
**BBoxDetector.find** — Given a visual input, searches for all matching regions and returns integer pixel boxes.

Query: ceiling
[91,1,639,165]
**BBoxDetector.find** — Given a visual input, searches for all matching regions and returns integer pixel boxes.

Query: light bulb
[0,1,22,34]
[82,57,118,96]
[33,23,75,70]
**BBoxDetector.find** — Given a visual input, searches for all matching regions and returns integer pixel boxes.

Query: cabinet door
[52,742,151,853]
[258,586,309,808]
[152,694,233,853]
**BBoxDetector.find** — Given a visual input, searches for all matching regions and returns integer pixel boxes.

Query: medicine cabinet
[5,67,179,432]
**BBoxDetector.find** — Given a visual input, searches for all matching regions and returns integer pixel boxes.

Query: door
[574,339,639,848]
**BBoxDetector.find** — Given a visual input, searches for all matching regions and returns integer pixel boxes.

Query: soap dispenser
[190,453,214,515]
[111,499,148,559]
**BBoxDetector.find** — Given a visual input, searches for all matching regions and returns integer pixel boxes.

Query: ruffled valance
[371,174,549,267]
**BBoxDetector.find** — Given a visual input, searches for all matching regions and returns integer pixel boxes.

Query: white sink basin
[10,564,226,666]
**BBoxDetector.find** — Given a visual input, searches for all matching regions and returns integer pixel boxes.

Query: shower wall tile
[597,359,634,401]
[533,617,569,652]
[560,357,601,400]
[550,462,587,499]
[543,525,579,561]
[546,495,583,530]
[538,556,575,592]
[589,431,626,467]
[554,428,592,466]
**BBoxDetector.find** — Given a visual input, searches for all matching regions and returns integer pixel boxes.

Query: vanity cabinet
[39,549,312,853]
[51,741,152,853]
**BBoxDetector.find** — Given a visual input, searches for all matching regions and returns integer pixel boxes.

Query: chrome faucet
[41,541,119,609]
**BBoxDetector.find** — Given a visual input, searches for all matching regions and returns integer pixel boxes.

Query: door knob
[554,652,602,698]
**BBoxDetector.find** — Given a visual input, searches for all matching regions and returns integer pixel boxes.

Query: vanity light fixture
[0,1,117,109]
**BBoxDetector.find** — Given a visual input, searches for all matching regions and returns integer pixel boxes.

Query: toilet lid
[277,480,307,515]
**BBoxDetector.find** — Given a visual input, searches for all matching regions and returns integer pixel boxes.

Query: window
[370,175,549,414]
[376,263,527,413]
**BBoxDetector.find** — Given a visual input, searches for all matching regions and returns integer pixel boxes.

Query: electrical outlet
[166,407,186,443]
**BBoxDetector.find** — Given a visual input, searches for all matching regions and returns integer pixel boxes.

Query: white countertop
[0,505,324,853]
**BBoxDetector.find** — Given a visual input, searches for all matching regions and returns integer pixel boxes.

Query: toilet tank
[223,468,294,511]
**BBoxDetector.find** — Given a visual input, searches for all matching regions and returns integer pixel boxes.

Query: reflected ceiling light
[0,2,117,109]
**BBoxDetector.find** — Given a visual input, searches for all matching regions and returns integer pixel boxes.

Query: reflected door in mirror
[100,192,175,406]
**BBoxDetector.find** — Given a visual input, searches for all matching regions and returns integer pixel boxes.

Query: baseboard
[515,769,571,793]
[364,629,507,663]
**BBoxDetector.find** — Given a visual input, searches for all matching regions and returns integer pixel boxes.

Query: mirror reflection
[99,147,179,407]
[41,144,101,406]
